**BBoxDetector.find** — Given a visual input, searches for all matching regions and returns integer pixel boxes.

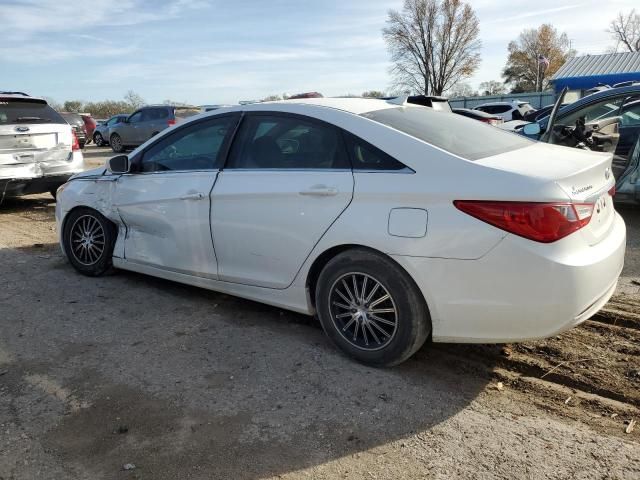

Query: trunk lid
[477,142,616,245]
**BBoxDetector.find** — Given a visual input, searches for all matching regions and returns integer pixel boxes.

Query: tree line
[47,91,192,119]
[383,0,639,97]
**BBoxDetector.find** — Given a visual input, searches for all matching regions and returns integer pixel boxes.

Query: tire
[315,249,431,367]
[62,207,117,277]
[110,133,124,153]
[94,132,104,147]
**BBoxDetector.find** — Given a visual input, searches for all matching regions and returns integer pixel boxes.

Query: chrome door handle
[299,185,338,197]
[180,192,205,201]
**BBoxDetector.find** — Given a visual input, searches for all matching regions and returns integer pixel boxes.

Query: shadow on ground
[0,243,492,479]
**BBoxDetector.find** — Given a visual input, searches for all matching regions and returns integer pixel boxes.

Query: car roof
[0,92,47,102]
[474,102,514,107]
[240,97,406,115]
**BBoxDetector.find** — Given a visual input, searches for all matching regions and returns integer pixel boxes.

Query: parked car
[0,92,84,199]
[522,104,567,122]
[510,84,640,206]
[56,97,624,366]
[93,114,128,147]
[383,95,452,112]
[59,112,87,149]
[474,101,535,121]
[452,107,503,125]
[109,105,200,153]
[80,114,97,144]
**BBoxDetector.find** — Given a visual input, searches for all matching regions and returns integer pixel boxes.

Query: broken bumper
[0,151,85,197]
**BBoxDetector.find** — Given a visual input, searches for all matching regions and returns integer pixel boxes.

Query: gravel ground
[0,146,639,479]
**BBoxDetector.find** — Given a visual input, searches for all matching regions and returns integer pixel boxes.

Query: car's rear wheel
[94,132,104,147]
[110,133,124,153]
[62,208,116,276]
[315,249,431,367]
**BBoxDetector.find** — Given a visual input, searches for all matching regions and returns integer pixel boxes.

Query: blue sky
[2,0,637,105]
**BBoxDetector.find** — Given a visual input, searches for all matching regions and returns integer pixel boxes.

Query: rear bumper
[393,212,626,343]
[0,151,85,197]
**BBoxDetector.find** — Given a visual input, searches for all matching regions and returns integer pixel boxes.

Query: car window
[344,133,407,171]
[0,99,65,125]
[475,106,491,113]
[140,116,236,172]
[107,117,120,126]
[362,107,532,161]
[143,108,168,121]
[227,114,349,169]
[493,105,512,114]
[128,111,143,123]
[560,97,625,126]
[621,98,640,126]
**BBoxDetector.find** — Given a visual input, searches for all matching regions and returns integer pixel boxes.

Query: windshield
[361,107,532,160]
[0,99,65,124]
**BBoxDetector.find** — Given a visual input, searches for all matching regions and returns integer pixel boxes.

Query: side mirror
[107,155,130,174]
[522,123,542,136]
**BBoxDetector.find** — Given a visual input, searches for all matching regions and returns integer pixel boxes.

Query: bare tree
[479,80,506,96]
[383,0,481,96]
[502,24,573,93]
[608,9,640,52]
[447,82,476,97]
[124,90,145,109]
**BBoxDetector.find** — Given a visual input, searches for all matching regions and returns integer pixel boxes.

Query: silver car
[109,105,200,153]
[93,114,128,147]
[0,92,84,200]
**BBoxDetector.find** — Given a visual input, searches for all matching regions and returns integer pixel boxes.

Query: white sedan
[55,97,626,366]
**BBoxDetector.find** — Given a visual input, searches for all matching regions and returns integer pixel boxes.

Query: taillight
[453,201,594,243]
[71,129,80,151]
[608,185,616,197]
[167,119,176,126]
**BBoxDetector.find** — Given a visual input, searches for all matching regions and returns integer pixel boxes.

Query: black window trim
[341,130,414,174]
[128,112,242,174]
[221,110,352,172]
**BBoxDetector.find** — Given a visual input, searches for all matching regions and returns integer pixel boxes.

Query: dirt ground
[0,145,639,479]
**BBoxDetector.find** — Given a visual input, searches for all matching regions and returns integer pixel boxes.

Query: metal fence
[449,92,556,109]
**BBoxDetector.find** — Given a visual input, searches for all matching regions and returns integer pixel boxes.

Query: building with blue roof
[550,52,640,98]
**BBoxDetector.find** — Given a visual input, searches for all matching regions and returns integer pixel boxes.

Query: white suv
[0,92,84,200]
[473,101,535,121]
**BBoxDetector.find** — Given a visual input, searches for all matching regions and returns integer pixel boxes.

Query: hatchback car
[0,93,84,199]
[93,114,128,147]
[56,98,625,366]
[474,101,535,121]
[109,105,200,153]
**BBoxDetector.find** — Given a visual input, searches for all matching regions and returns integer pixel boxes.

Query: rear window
[175,107,201,120]
[0,99,65,125]
[361,107,532,160]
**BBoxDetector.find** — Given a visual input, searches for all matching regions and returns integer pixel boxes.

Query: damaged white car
[0,92,84,201]
[55,98,625,366]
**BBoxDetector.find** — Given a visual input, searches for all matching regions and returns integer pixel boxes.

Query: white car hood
[70,166,107,180]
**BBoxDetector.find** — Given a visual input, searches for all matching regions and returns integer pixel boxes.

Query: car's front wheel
[94,132,104,147]
[315,249,431,367]
[110,133,124,153]
[62,208,116,276]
